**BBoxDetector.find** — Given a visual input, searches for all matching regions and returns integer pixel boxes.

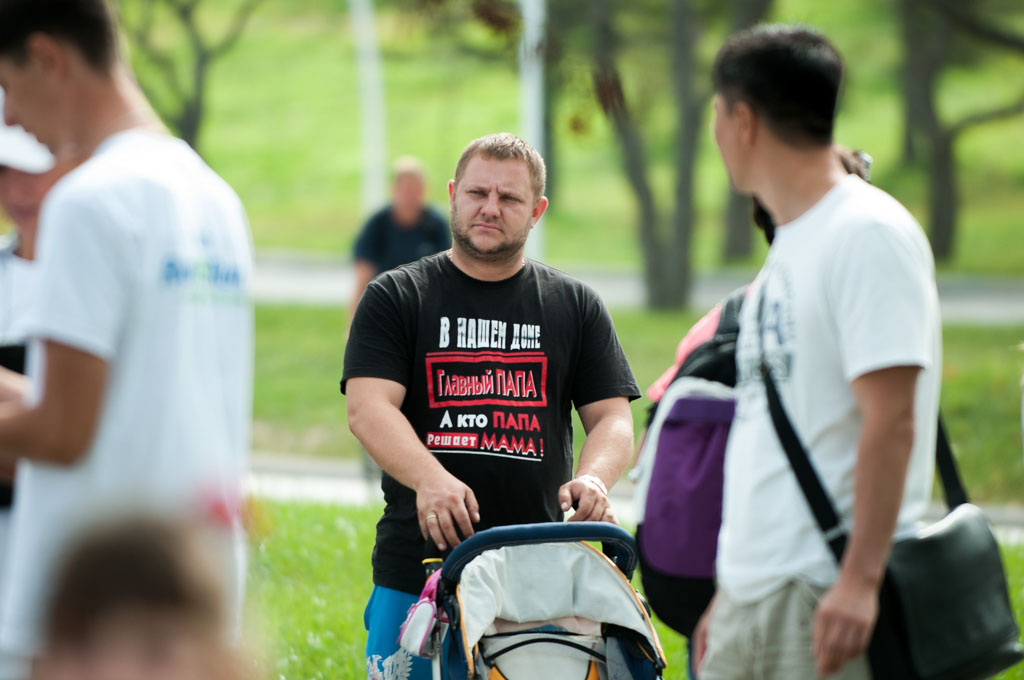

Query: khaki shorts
[699,580,870,680]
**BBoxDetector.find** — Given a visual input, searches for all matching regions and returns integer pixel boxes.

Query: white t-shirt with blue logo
[0,130,253,655]
[716,175,941,604]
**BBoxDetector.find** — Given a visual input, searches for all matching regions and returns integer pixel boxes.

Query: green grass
[246,501,1024,679]
[255,304,1024,504]
[110,1,1024,275]
[252,305,349,456]
[940,326,1024,503]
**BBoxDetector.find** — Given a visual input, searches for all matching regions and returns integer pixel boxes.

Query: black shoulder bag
[756,290,1023,680]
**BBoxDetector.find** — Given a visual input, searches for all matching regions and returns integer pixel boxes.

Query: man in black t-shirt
[347,156,450,333]
[342,133,640,678]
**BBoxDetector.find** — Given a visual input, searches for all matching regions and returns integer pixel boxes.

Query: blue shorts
[364,585,468,679]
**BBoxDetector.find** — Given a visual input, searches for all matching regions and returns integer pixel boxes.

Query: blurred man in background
[0,1,253,675]
[347,156,450,331]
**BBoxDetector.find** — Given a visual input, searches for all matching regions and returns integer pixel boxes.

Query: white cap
[0,90,54,174]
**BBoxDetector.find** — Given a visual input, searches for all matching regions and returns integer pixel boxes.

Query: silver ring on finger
[426,513,438,522]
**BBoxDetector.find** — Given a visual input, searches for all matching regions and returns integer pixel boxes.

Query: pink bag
[398,569,447,658]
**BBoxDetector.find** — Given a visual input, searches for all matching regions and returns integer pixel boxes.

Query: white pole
[518,0,546,262]
[349,0,388,216]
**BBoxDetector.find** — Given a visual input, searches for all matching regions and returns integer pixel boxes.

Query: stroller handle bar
[441,522,640,583]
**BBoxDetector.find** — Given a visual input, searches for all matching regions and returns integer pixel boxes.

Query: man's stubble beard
[449,204,529,265]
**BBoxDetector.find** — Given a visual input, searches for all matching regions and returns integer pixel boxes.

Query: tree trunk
[721,0,774,260]
[898,0,961,260]
[625,125,669,309]
[176,104,202,151]
[898,0,933,165]
[602,76,665,307]
[722,190,753,260]
[928,130,957,259]
[542,50,558,202]
[177,51,209,150]
[897,0,914,164]
[730,0,773,29]
[663,0,704,309]
[588,0,666,307]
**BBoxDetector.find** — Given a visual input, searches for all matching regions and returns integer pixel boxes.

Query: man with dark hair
[0,0,120,71]
[0,0,252,674]
[343,132,639,678]
[695,24,941,679]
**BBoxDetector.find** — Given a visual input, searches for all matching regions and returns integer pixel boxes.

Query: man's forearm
[0,367,28,404]
[840,414,915,587]
[0,401,40,463]
[575,412,634,490]
[349,399,446,492]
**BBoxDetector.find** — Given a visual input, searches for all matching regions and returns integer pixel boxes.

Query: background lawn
[246,501,1024,679]
[255,304,1024,505]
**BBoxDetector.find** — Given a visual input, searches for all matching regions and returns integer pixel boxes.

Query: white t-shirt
[716,175,942,603]
[0,130,253,654]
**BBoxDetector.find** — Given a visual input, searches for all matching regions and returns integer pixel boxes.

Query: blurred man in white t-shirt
[694,25,941,680]
[0,1,253,673]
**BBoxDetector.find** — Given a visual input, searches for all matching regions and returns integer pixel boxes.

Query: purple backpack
[633,288,743,637]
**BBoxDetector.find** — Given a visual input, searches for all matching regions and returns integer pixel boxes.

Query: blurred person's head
[35,517,245,680]
[0,89,61,259]
[391,156,428,225]
[448,133,548,266]
[711,24,843,193]
[0,0,153,159]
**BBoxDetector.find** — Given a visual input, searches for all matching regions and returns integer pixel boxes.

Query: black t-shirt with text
[342,253,640,594]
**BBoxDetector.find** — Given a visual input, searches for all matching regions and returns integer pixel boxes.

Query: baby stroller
[402,522,667,679]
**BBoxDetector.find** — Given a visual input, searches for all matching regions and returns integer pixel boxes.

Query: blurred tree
[589,0,744,307]
[412,0,751,307]
[899,0,1024,260]
[118,0,264,150]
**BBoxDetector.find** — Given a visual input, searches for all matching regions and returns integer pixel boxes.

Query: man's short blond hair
[392,156,425,181]
[453,133,546,201]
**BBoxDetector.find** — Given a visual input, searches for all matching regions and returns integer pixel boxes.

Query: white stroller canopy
[454,541,663,659]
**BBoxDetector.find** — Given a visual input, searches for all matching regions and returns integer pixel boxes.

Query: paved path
[253,252,1024,324]
[247,452,1024,545]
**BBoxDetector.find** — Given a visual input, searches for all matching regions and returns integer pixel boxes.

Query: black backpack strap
[757,291,847,562]
[668,286,748,389]
[716,285,746,336]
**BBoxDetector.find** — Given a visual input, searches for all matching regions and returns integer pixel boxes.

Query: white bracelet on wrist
[575,474,608,496]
